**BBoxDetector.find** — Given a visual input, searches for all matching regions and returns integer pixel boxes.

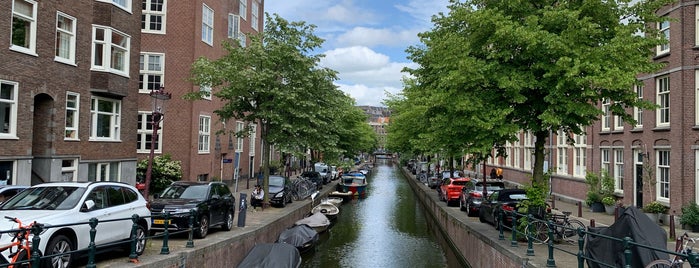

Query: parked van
[314,162,331,184]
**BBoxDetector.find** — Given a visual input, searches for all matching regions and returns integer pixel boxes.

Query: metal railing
[493,209,699,268]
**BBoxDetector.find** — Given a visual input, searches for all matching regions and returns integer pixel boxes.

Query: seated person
[251,185,264,209]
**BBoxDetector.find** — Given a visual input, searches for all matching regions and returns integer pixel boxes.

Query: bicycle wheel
[12,248,30,268]
[562,219,586,242]
[525,220,549,244]
[644,259,673,268]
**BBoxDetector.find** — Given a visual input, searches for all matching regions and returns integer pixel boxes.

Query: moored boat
[323,197,344,207]
[311,202,339,221]
[338,171,368,198]
[237,243,301,268]
[276,224,319,254]
[294,212,331,233]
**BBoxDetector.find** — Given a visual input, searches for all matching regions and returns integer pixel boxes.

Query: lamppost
[144,86,171,199]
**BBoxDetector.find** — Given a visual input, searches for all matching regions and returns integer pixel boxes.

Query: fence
[494,209,699,268]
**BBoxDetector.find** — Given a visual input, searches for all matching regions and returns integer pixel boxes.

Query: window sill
[652,126,671,132]
[630,128,643,133]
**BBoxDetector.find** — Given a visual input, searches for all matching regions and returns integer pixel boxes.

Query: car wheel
[195,215,210,239]
[280,197,287,208]
[479,209,487,223]
[125,224,147,255]
[221,211,234,231]
[44,234,74,268]
[465,202,472,216]
[459,199,466,211]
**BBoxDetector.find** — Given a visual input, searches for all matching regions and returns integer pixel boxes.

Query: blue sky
[265,0,450,107]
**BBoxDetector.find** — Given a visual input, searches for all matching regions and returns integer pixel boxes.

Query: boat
[323,196,344,207]
[338,171,368,198]
[276,224,319,254]
[294,212,331,233]
[237,243,301,268]
[311,202,339,221]
[329,190,353,203]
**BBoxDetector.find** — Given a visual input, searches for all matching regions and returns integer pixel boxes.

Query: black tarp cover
[277,224,319,248]
[585,206,669,267]
[237,243,301,268]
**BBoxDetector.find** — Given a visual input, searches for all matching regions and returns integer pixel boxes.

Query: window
[556,131,568,175]
[92,26,131,76]
[573,133,586,177]
[90,97,121,141]
[601,98,610,131]
[0,81,18,138]
[635,84,643,128]
[228,14,240,39]
[249,124,256,156]
[200,85,212,100]
[55,12,76,64]
[199,115,211,153]
[523,132,533,170]
[139,53,164,93]
[238,32,247,48]
[614,149,624,192]
[251,1,259,31]
[87,162,120,182]
[142,0,166,33]
[656,76,670,126]
[11,0,37,55]
[61,159,77,181]
[236,121,244,152]
[657,20,670,55]
[65,92,79,140]
[513,138,520,168]
[0,161,15,185]
[657,150,670,201]
[96,0,131,11]
[137,112,162,153]
[614,113,623,130]
[601,148,609,173]
[240,0,247,21]
[202,4,214,45]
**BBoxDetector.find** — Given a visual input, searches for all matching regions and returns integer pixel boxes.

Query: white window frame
[614,113,623,130]
[228,14,240,40]
[90,96,121,141]
[139,53,164,93]
[251,1,259,31]
[199,115,211,153]
[656,76,670,127]
[556,131,568,175]
[0,161,16,185]
[11,0,38,55]
[249,124,256,156]
[614,148,624,192]
[202,4,214,46]
[0,81,19,139]
[236,121,244,152]
[601,148,610,173]
[96,0,131,12]
[137,112,163,153]
[142,0,167,34]
[88,162,121,182]
[635,84,643,128]
[65,92,80,140]
[55,12,77,65]
[240,0,247,21]
[601,98,611,131]
[239,32,247,48]
[91,25,131,77]
[657,20,670,55]
[573,133,586,178]
[513,136,521,168]
[61,159,78,181]
[657,149,670,202]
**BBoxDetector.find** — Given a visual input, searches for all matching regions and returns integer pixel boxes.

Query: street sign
[223,158,233,163]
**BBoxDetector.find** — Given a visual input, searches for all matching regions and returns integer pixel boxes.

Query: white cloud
[320,46,415,87]
[395,0,450,26]
[336,27,419,47]
[337,83,403,107]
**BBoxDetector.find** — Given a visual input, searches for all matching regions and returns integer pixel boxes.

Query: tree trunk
[532,130,548,185]
[261,122,270,204]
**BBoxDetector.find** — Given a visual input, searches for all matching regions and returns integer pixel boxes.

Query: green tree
[137,154,183,195]
[406,0,670,185]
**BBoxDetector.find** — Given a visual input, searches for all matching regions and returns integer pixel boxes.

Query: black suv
[299,171,323,190]
[150,181,236,238]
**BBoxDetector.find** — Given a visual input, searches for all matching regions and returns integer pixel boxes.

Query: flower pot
[644,212,659,224]
[604,205,616,215]
[590,202,605,212]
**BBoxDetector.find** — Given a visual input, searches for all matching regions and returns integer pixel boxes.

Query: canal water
[301,159,459,268]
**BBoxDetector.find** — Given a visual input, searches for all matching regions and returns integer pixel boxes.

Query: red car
[439,177,472,206]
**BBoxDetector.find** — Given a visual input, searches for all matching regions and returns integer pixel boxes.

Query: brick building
[0,0,141,185]
[139,0,265,183]
[481,1,699,213]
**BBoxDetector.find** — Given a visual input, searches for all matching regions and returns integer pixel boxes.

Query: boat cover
[277,224,319,248]
[295,212,330,229]
[237,243,301,268]
[584,206,669,267]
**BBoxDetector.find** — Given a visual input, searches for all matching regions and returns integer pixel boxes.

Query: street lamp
[144,86,171,199]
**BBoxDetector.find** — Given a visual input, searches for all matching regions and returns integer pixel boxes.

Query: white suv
[0,182,151,267]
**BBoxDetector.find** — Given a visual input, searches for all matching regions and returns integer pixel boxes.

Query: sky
[265,0,450,107]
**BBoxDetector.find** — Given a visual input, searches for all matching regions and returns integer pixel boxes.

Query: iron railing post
[546,220,555,267]
[87,218,98,268]
[129,214,140,262]
[526,214,534,256]
[623,237,632,268]
[160,212,170,254]
[498,210,504,240]
[577,227,585,268]
[511,212,518,247]
[186,210,195,248]
[30,222,42,268]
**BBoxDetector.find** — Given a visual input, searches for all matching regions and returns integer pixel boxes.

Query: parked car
[438,177,472,206]
[440,170,463,179]
[268,175,293,207]
[478,189,528,229]
[300,171,323,190]
[330,165,339,180]
[427,175,441,189]
[150,181,236,239]
[0,181,151,267]
[0,185,28,203]
[314,163,332,184]
[460,181,506,216]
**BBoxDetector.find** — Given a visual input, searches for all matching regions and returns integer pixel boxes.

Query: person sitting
[251,185,264,210]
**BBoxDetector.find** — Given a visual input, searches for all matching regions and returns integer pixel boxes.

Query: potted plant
[680,202,699,232]
[643,201,667,224]
[602,196,616,215]
[585,172,605,212]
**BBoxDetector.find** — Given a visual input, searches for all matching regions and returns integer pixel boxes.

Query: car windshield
[160,185,208,200]
[475,185,505,191]
[451,181,469,186]
[0,186,86,210]
[269,177,284,187]
[503,193,527,201]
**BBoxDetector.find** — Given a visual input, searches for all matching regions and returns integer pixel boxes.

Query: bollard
[511,213,518,247]
[669,211,676,240]
[498,211,505,240]
[30,223,42,268]
[160,212,170,254]
[526,214,534,256]
[577,201,582,218]
[129,214,140,263]
[614,206,619,221]
[590,219,595,227]
[546,220,555,267]
[238,193,248,227]
[551,195,556,210]
[186,210,195,248]
[87,218,98,268]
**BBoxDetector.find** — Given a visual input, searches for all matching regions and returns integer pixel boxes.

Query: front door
[636,163,643,208]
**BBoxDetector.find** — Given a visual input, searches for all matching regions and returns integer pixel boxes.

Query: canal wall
[400,167,536,268]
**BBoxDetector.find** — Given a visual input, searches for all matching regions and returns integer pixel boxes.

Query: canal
[301,159,460,268]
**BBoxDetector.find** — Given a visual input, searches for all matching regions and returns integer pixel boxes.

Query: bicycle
[525,211,586,244]
[0,216,37,268]
[645,233,697,268]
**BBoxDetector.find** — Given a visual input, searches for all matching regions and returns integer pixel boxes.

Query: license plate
[153,219,170,225]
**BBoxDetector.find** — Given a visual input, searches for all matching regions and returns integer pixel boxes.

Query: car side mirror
[212,194,221,200]
[81,200,95,212]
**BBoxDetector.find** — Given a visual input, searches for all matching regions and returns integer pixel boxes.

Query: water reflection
[301,160,450,268]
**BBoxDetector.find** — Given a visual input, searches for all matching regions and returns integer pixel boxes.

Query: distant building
[358,106,390,152]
